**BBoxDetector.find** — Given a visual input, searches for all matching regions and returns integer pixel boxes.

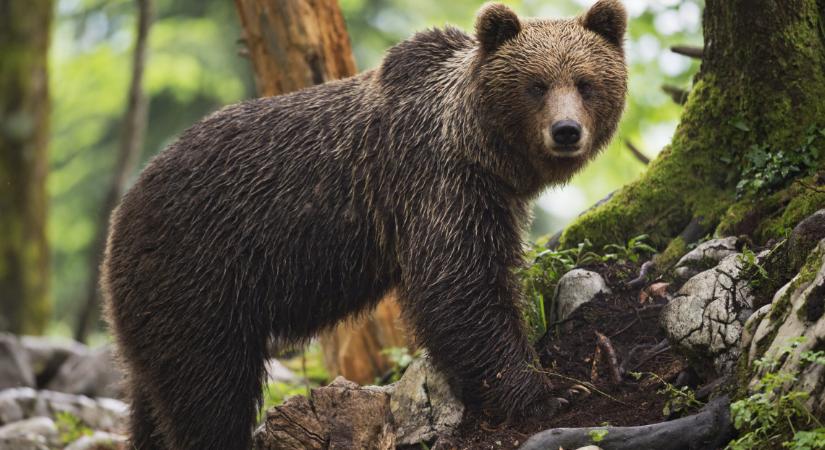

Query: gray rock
[0,334,35,390]
[553,269,611,322]
[787,209,825,271]
[741,238,825,417]
[47,345,123,399]
[661,253,754,375]
[0,437,49,450]
[0,388,126,431]
[19,336,87,387]
[0,417,58,447]
[264,358,297,383]
[390,357,463,446]
[64,431,126,450]
[673,237,739,281]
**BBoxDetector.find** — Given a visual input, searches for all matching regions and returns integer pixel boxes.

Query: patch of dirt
[435,261,693,450]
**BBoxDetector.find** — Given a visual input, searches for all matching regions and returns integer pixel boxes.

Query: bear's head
[474,0,628,189]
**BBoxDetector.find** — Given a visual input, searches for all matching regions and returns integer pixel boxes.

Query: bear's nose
[551,120,582,147]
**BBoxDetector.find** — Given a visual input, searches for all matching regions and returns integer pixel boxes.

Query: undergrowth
[727,337,825,450]
[521,235,656,342]
[734,125,825,199]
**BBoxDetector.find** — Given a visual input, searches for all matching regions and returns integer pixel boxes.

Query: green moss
[655,236,687,269]
[757,181,825,242]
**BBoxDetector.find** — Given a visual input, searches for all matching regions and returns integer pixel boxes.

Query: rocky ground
[257,209,825,450]
[5,209,825,450]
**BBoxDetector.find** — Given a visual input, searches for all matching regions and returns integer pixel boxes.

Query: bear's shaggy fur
[102,2,627,449]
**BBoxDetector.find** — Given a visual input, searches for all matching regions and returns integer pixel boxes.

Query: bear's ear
[475,3,522,55]
[580,0,627,47]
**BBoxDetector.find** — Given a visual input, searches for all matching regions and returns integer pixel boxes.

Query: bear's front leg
[396,183,555,421]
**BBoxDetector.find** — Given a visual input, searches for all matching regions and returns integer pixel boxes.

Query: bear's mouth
[548,145,585,158]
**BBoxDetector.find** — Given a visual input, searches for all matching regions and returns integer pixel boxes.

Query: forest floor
[434,261,694,449]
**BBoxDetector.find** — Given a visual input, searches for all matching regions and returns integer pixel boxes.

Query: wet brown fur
[102,2,627,449]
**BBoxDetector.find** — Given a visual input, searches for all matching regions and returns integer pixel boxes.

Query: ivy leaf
[732,119,751,132]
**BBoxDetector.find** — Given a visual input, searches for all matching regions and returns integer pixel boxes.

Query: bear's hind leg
[143,315,269,450]
[128,381,167,450]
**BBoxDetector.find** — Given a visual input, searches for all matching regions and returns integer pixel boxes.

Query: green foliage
[727,338,825,450]
[630,371,704,417]
[736,126,825,199]
[55,411,93,445]
[521,235,655,341]
[258,343,329,421]
[602,234,658,264]
[379,346,421,384]
[588,428,609,443]
[738,247,770,290]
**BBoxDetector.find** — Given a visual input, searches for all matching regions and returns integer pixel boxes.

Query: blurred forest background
[3,0,702,340]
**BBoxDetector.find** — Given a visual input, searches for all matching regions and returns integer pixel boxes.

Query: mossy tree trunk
[559,0,825,263]
[234,0,408,384]
[0,0,52,334]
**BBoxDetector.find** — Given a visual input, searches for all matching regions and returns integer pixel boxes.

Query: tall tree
[558,0,825,262]
[235,0,408,384]
[74,0,153,342]
[0,0,52,334]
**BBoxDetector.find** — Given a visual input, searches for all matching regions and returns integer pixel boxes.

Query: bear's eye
[576,79,595,100]
[527,81,548,98]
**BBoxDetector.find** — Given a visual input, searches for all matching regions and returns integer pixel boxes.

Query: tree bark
[234,0,408,384]
[74,0,152,342]
[0,0,52,334]
[234,0,356,96]
[558,0,825,263]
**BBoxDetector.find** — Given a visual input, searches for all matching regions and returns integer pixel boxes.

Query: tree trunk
[558,0,825,264]
[234,0,356,96]
[74,0,152,342]
[0,0,52,334]
[234,0,408,384]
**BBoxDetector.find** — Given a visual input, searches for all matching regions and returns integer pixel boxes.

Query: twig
[609,315,639,338]
[538,369,630,407]
[626,260,654,289]
[595,331,622,383]
[671,45,703,59]
[590,343,602,383]
[627,339,671,373]
[625,140,650,165]
[662,84,689,105]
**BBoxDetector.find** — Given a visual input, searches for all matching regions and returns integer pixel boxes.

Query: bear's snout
[551,120,582,147]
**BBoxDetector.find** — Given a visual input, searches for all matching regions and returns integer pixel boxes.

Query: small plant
[602,234,658,264]
[520,235,657,341]
[55,411,93,445]
[588,428,609,443]
[735,125,825,198]
[380,346,421,383]
[738,247,770,289]
[726,338,825,450]
[629,371,704,417]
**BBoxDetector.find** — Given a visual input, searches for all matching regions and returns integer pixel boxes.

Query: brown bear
[102,1,627,449]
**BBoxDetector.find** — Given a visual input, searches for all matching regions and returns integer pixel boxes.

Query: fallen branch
[670,45,703,59]
[595,331,622,383]
[662,84,689,105]
[519,396,734,450]
[626,260,655,289]
[625,140,651,165]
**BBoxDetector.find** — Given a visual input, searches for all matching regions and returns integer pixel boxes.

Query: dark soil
[434,261,695,450]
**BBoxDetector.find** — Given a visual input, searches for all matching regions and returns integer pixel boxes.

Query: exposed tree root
[519,396,733,450]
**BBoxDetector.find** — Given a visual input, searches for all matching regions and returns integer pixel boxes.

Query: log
[519,396,734,450]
